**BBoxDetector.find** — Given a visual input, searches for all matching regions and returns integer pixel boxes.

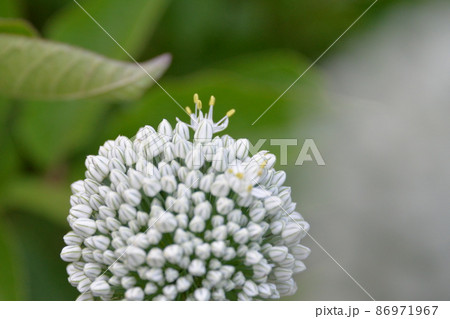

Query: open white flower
[61,94,310,301]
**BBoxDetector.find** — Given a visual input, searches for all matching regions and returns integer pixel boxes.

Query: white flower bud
[270,220,284,235]
[243,280,259,297]
[63,232,83,246]
[103,250,116,264]
[122,189,141,206]
[199,173,214,192]
[211,241,226,258]
[194,288,210,301]
[91,235,110,251]
[273,267,293,282]
[174,139,191,159]
[121,276,137,289]
[146,229,162,245]
[126,246,146,268]
[142,177,161,197]
[185,146,205,170]
[216,197,234,215]
[145,268,164,282]
[234,139,250,160]
[105,191,122,210]
[144,282,158,295]
[84,179,100,196]
[163,244,183,264]
[70,204,92,219]
[174,121,190,140]
[194,119,213,143]
[125,287,144,301]
[118,204,137,223]
[176,276,192,293]
[232,271,246,286]
[268,246,288,263]
[77,277,92,293]
[258,283,272,298]
[61,245,82,262]
[247,223,263,240]
[212,225,227,241]
[161,175,177,193]
[155,212,177,233]
[194,243,211,260]
[281,223,302,245]
[264,196,282,212]
[290,244,311,260]
[210,180,230,197]
[146,248,165,268]
[71,180,85,194]
[90,280,111,296]
[72,218,97,237]
[271,170,286,187]
[233,228,249,244]
[293,260,306,273]
[109,156,126,173]
[173,197,190,214]
[158,119,173,138]
[211,147,228,172]
[165,268,179,283]
[188,259,206,276]
[245,250,263,265]
[110,262,129,277]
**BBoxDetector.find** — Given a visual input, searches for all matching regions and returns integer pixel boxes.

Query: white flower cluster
[61,94,310,301]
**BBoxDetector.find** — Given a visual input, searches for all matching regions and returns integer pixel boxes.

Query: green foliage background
[0,0,413,300]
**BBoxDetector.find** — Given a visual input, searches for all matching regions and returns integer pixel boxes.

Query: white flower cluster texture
[61,95,310,301]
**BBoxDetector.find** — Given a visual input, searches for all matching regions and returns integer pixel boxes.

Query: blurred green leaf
[8,212,77,300]
[13,100,109,170]
[0,18,38,37]
[1,177,69,226]
[0,0,23,18]
[0,34,171,101]
[0,98,21,190]
[45,0,169,59]
[0,217,26,300]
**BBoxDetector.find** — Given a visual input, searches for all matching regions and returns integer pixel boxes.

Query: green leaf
[0,34,171,101]
[0,18,38,37]
[1,177,70,226]
[0,0,23,18]
[45,0,169,59]
[0,217,26,300]
[0,98,21,190]
[8,212,78,300]
[13,99,109,169]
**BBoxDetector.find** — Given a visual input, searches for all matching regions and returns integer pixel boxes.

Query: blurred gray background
[292,0,450,300]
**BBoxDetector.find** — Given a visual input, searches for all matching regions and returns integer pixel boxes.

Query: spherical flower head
[62,94,311,301]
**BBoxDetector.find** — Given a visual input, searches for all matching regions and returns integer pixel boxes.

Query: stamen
[226,109,235,117]
[185,107,192,115]
[247,185,253,191]
[260,160,267,169]
[235,172,244,179]
[197,99,202,110]
[209,96,215,106]
[194,93,199,103]
[227,168,234,174]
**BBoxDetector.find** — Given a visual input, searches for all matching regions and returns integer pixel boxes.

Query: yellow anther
[209,95,215,106]
[260,160,267,168]
[257,169,263,176]
[193,93,199,103]
[235,172,244,179]
[226,109,235,117]
[197,99,202,110]
[227,168,234,174]
[185,106,192,115]
[247,185,253,192]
